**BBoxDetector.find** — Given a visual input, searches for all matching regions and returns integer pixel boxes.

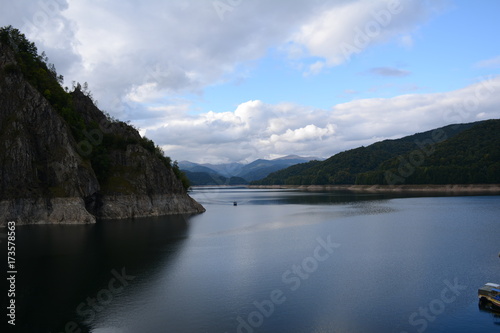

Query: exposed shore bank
[0,194,205,226]
[248,184,500,195]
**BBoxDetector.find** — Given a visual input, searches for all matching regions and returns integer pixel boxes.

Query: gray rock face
[0,41,204,226]
[0,46,99,201]
[0,197,96,225]
[97,194,205,220]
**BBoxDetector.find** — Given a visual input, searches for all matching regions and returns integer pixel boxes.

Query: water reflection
[192,187,395,206]
[16,215,191,333]
[190,186,480,207]
[247,191,392,205]
[15,190,500,333]
[478,303,500,326]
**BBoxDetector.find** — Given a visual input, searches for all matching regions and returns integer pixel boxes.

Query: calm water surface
[12,188,500,332]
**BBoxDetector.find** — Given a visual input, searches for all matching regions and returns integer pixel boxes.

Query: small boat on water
[233,201,237,206]
[478,283,500,308]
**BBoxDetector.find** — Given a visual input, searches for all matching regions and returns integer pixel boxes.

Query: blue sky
[1,0,500,163]
[194,1,500,114]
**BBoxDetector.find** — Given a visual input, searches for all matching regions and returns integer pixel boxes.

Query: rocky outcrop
[97,194,204,220]
[0,197,96,225]
[0,31,204,226]
[0,46,99,201]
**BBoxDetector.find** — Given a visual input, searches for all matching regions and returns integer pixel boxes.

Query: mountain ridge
[179,155,321,185]
[252,120,500,186]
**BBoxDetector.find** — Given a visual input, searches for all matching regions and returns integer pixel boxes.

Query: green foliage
[252,160,323,185]
[0,26,197,191]
[89,145,111,184]
[0,25,38,58]
[140,136,156,153]
[173,161,190,190]
[3,63,20,74]
[253,120,500,186]
[361,119,500,185]
[1,26,87,143]
[138,136,173,170]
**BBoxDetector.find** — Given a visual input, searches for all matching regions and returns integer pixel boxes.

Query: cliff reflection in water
[16,215,191,333]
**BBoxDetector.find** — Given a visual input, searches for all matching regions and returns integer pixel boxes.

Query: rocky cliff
[0,27,204,225]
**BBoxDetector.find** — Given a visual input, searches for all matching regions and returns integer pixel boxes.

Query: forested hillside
[252,120,500,185]
[357,120,500,184]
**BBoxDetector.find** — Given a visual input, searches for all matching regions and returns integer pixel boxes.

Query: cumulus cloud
[56,0,338,114]
[145,76,500,163]
[269,124,336,143]
[287,0,443,69]
[0,0,81,76]
[1,0,444,115]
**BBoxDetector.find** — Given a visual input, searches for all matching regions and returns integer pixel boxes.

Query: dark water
[8,188,500,332]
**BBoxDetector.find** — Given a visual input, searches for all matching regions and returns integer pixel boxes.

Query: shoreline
[248,184,500,195]
[0,193,205,227]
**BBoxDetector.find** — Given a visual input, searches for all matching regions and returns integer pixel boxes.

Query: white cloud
[144,76,500,163]
[3,0,492,165]
[55,0,335,114]
[0,0,81,77]
[270,124,336,143]
[0,0,444,115]
[288,0,442,69]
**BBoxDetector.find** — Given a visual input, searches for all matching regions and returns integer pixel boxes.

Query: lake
[12,188,500,332]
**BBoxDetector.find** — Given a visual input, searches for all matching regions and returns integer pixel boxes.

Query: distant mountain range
[252,119,500,186]
[179,155,321,185]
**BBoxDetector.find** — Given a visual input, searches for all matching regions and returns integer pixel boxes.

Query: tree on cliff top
[0,25,190,190]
